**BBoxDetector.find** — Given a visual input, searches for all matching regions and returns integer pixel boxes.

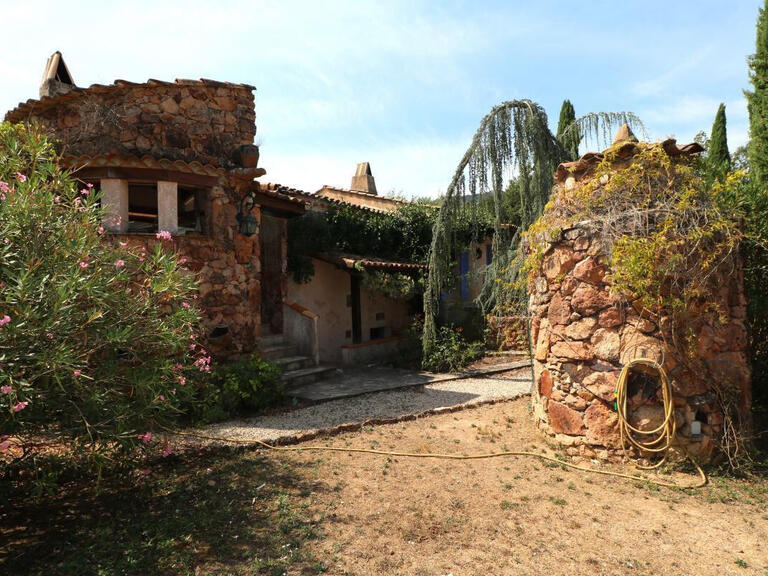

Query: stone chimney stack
[350,162,377,195]
[40,51,76,99]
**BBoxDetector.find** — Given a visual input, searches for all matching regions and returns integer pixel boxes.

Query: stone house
[4,52,307,360]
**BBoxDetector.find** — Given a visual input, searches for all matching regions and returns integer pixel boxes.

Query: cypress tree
[556,100,580,161]
[746,0,768,184]
[709,103,731,178]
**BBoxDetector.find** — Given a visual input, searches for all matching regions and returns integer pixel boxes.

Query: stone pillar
[101,178,128,233]
[157,181,178,234]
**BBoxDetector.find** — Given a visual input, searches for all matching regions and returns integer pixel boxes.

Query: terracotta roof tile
[554,138,704,185]
[254,183,310,207]
[62,153,225,178]
[316,253,425,272]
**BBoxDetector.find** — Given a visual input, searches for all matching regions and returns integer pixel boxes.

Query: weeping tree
[422,100,643,357]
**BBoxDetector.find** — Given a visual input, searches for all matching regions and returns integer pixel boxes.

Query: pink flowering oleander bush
[0,123,207,465]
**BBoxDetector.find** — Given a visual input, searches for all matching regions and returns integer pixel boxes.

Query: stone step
[260,333,287,348]
[281,365,340,388]
[273,355,315,372]
[261,343,299,361]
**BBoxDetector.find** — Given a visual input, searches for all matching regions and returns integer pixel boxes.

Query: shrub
[207,355,284,417]
[0,123,204,463]
[422,325,484,373]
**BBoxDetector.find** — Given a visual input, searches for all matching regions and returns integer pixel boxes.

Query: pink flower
[0,181,9,193]
[181,301,191,309]
[15,172,26,183]
[73,369,82,378]
[3,238,8,244]
[194,356,211,372]
[138,432,152,444]
[0,315,10,327]
[12,401,28,413]
[80,188,90,196]
[54,196,61,203]
[170,388,177,396]
[161,446,173,458]
[73,197,81,207]
[119,241,127,248]
[156,230,172,241]
[0,441,10,452]
[0,385,12,394]
[46,333,54,340]
[178,375,186,386]
[79,261,88,269]
[172,363,183,372]
[115,259,125,268]
[98,226,105,235]
[157,394,166,403]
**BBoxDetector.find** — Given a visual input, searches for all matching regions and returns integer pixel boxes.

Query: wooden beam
[72,166,220,188]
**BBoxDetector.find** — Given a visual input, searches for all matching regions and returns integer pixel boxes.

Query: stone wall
[113,184,265,359]
[529,168,750,463]
[4,79,289,361]
[7,80,256,168]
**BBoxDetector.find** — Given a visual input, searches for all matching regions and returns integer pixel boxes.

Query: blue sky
[0,0,762,197]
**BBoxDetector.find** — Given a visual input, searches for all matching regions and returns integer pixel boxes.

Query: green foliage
[743,2,768,417]
[709,103,731,179]
[360,270,417,300]
[718,171,768,409]
[747,0,768,185]
[205,354,284,417]
[422,325,484,373]
[556,100,580,161]
[287,202,437,285]
[0,123,202,460]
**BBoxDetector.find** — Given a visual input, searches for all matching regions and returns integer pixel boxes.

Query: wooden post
[351,273,362,344]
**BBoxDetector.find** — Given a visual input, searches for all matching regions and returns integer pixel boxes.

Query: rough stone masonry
[528,137,750,462]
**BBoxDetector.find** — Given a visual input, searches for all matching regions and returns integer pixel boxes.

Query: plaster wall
[287,258,352,364]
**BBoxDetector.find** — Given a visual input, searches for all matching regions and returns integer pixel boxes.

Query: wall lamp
[236,190,259,236]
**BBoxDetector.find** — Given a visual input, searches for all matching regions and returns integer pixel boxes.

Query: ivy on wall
[287,200,497,298]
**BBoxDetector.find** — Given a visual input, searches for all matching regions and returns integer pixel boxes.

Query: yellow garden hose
[163,414,707,490]
[615,357,677,469]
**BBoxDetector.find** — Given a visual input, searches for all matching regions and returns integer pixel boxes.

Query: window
[128,183,158,233]
[178,187,205,233]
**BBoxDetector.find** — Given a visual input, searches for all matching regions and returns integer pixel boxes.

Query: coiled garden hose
[615,358,677,470]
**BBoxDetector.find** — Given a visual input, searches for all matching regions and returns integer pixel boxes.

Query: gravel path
[203,368,532,443]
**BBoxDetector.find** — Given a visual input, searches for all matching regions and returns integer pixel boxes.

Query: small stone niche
[528,130,751,462]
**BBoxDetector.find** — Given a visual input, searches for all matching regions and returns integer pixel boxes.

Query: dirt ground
[276,398,767,576]
[2,396,767,576]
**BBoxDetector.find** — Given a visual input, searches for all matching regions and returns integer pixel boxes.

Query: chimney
[350,162,377,195]
[39,51,76,99]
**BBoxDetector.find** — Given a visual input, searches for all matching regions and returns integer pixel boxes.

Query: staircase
[260,330,338,388]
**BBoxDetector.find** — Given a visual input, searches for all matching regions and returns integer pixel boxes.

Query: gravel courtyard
[204,367,532,444]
